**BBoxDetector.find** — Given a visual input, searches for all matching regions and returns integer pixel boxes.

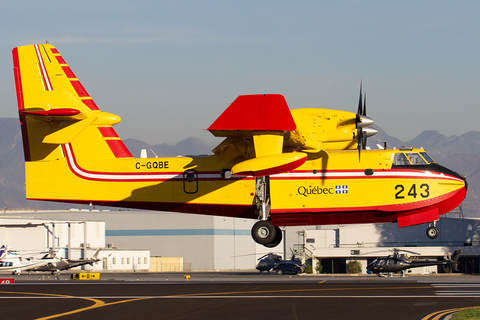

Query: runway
[1,272,480,319]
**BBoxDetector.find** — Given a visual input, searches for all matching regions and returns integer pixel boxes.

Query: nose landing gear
[426,221,439,239]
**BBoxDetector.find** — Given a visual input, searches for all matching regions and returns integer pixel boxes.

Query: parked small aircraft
[31,248,102,274]
[12,44,468,247]
[0,245,62,275]
[366,249,462,277]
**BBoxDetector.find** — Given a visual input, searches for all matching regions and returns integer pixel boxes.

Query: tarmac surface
[1,272,480,319]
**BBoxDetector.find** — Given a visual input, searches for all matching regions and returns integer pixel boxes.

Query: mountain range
[0,118,477,218]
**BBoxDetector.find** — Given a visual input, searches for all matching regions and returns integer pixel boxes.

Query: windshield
[394,152,431,165]
[420,152,434,163]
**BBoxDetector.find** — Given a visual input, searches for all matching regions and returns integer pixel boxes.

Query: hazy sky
[1,1,479,145]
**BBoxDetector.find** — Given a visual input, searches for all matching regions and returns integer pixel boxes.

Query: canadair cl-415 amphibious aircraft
[12,44,467,247]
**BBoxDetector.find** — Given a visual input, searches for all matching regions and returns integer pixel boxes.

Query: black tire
[426,226,439,239]
[263,227,283,248]
[278,270,283,275]
[251,221,276,245]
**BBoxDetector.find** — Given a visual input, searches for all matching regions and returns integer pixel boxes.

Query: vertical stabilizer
[13,44,132,162]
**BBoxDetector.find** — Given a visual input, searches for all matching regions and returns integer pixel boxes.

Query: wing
[209,94,310,176]
[208,94,376,176]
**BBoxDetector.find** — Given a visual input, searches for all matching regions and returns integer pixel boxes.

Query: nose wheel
[426,224,439,239]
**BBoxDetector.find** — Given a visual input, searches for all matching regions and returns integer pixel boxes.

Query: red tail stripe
[12,47,31,161]
[61,66,77,79]
[104,140,133,158]
[98,127,119,138]
[70,81,89,97]
[55,56,66,64]
[81,99,100,111]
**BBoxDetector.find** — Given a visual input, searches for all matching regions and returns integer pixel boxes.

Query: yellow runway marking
[36,297,151,320]
[0,291,152,320]
[318,280,327,284]
[420,306,480,320]
[0,285,431,319]
[169,285,432,297]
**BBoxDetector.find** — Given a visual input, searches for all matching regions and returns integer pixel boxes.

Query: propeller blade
[357,82,363,120]
[357,127,363,161]
[362,92,367,149]
[363,92,367,116]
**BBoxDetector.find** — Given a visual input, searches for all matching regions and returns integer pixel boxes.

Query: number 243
[395,184,430,199]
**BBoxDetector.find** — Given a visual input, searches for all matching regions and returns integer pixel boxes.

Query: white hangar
[2,209,479,274]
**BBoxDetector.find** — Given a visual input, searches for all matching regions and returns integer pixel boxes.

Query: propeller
[355,82,377,161]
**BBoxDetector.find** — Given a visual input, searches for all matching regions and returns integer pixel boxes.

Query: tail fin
[92,248,102,260]
[12,44,132,162]
[54,248,65,260]
[13,44,134,204]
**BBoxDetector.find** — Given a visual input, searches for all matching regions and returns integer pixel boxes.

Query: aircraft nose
[430,163,468,191]
[452,170,468,191]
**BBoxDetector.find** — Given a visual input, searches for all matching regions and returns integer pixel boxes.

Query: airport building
[295,216,480,274]
[1,209,479,274]
[0,210,277,271]
[0,215,150,272]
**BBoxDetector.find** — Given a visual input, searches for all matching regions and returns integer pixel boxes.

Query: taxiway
[1,272,479,319]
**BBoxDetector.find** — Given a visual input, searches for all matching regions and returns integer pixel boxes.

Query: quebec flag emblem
[336,185,348,194]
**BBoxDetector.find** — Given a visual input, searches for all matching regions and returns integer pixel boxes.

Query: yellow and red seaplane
[12,43,467,247]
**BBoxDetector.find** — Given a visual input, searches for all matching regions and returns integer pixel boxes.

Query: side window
[406,153,427,165]
[394,153,410,165]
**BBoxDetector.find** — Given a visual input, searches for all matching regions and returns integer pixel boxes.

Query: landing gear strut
[426,221,439,239]
[251,176,282,247]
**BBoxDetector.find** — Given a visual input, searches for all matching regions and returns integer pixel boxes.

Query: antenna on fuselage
[150,149,158,158]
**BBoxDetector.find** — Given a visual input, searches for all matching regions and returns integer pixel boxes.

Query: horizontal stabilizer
[208,94,296,137]
[43,116,96,144]
[232,152,307,177]
[21,108,81,117]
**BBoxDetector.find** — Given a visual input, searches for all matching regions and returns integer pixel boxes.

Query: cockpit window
[394,152,431,165]
[393,153,410,165]
[420,152,434,163]
[405,153,427,165]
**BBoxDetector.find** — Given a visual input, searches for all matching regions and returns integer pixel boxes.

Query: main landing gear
[426,221,439,239]
[251,176,283,247]
[251,221,282,247]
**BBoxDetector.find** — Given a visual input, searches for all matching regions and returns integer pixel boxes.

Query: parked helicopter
[0,245,62,275]
[366,248,462,277]
[30,248,102,274]
[256,252,301,272]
